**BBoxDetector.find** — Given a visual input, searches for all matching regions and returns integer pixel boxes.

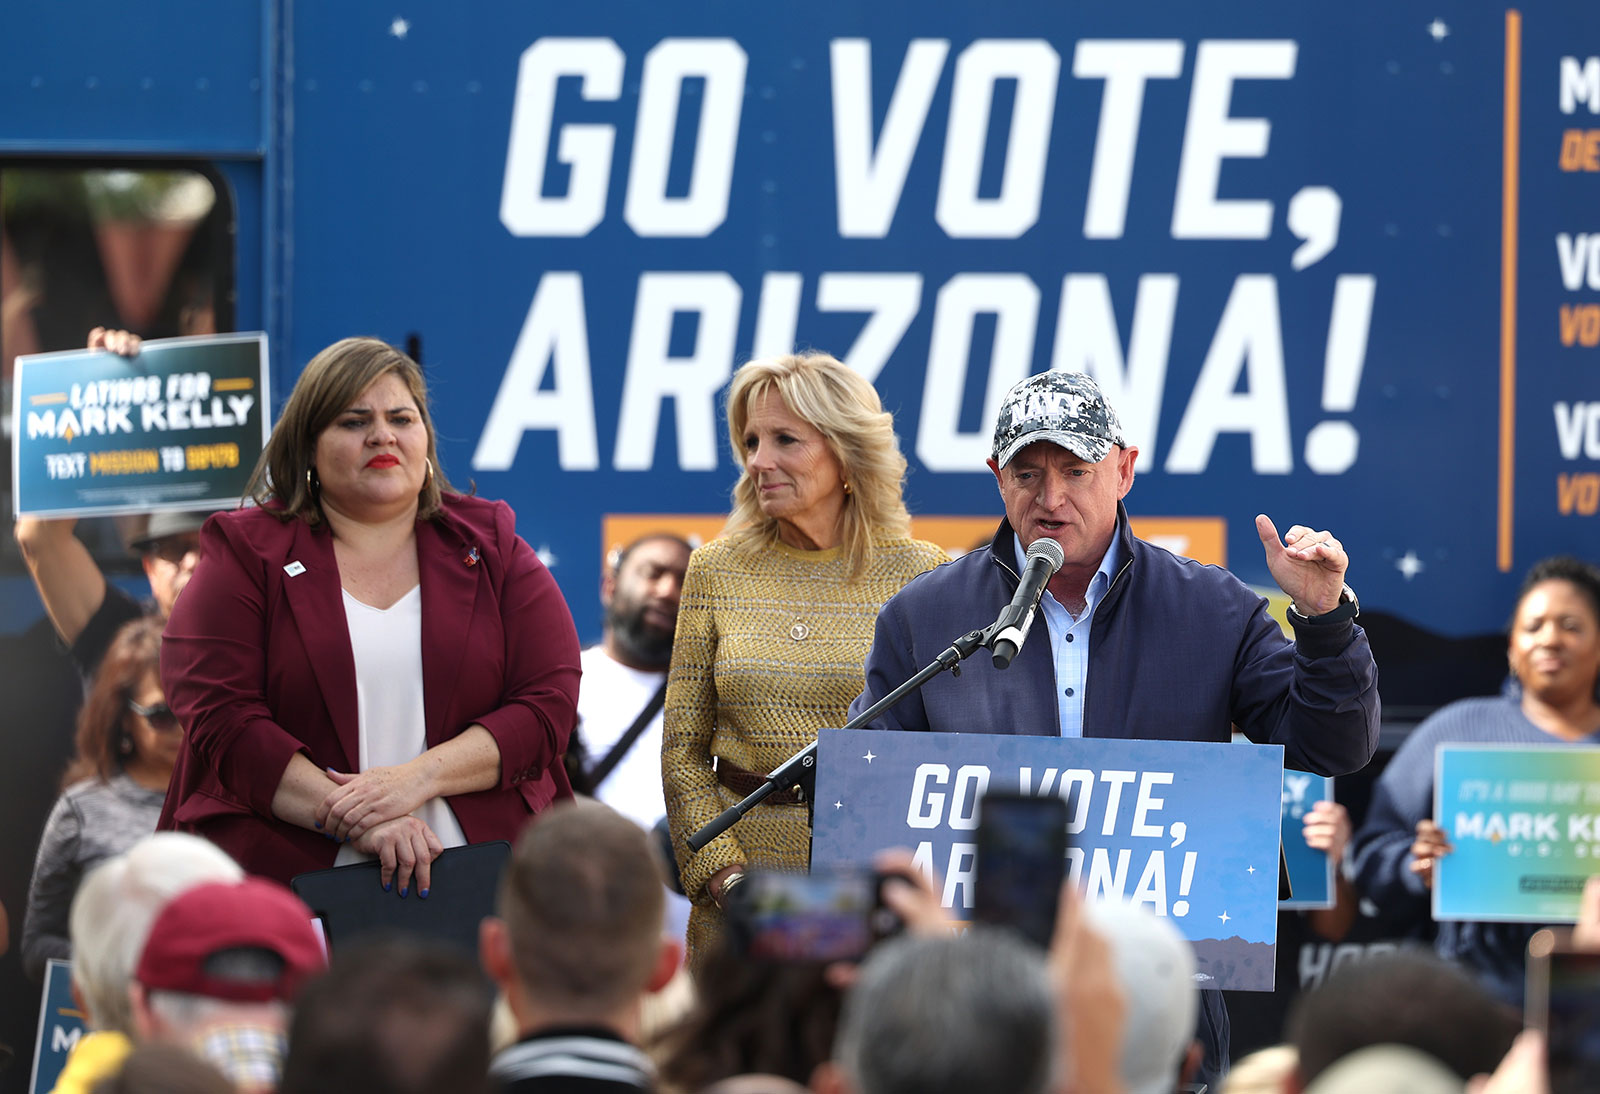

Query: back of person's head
[1286,949,1519,1085]
[132,877,325,1090]
[91,1042,235,1094]
[1084,899,1199,1094]
[492,799,668,1017]
[134,878,325,1010]
[656,932,843,1091]
[69,833,243,1033]
[1301,1044,1465,1094]
[830,930,1056,1094]
[1222,1045,1299,1094]
[280,936,492,1094]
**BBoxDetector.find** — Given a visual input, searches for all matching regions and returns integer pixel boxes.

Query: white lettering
[1554,402,1600,460]
[917,274,1040,471]
[937,40,1060,238]
[624,39,747,237]
[1131,849,1167,912]
[1560,57,1600,114]
[1556,233,1600,291]
[1132,771,1173,837]
[831,38,950,238]
[500,38,623,237]
[614,272,741,470]
[1165,275,1292,473]
[1073,40,1186,239]
[1099,770,1136,836]
[948,765,991,830]
[1050,273,1177,471]
[943,842,979,909]
[474,273,599,471]
[908,763,950,829]
[1172,41,1297,239]
[817,273,924,382]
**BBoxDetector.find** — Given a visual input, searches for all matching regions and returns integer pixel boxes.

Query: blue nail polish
[419,888,429,899]
[383,881,391,892]
[314,821,322,829]
[399,887,408,898]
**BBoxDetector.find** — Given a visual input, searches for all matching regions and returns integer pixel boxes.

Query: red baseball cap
[135,878,326,1004]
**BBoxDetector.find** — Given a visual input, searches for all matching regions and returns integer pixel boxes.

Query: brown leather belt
[715,758,806,806]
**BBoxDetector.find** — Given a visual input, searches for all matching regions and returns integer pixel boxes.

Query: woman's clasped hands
[316,764,442,896]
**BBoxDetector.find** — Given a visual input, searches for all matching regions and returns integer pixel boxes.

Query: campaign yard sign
[29,959,85,1094]
[812,729,1284,991]
[1280,771,1336,910]
[1434,745,1600,923]
[12,333,269,518]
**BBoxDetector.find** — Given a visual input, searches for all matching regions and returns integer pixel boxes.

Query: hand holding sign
[1409,818,1454,889]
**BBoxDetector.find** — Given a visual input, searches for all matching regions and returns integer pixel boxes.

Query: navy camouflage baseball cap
[991,371,1127,468]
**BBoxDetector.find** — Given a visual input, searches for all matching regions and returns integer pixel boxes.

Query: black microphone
[989,538,1066,670]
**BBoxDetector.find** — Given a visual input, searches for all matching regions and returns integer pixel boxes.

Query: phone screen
[1540,949,1600,1094]
[732,869,878,963]
[973,793,1070,948]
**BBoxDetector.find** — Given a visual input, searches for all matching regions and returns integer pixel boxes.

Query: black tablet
[290,840,511,957]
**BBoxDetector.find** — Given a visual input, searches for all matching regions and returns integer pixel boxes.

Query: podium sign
[812,728,1284,991]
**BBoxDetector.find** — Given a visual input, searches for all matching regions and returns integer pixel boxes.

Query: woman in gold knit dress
[662,352,946,961]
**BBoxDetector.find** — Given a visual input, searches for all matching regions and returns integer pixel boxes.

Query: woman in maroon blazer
[158,338,580,892]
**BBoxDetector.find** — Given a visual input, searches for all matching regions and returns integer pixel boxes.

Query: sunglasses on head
[127,699,182,732]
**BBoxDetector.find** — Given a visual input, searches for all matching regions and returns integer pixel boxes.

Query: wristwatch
[1287,583,1359,626]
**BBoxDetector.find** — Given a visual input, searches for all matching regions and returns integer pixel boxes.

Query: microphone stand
[687,623,1001,852]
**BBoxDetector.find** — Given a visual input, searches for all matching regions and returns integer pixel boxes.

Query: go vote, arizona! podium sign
[811,729,1285,991]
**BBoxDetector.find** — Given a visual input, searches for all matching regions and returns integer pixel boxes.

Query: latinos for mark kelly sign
[12,333,269,519]
[812,729,1284,991]
[1434,744,1600,923]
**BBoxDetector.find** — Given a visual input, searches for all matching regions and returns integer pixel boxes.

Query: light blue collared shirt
[1012,533,1123,737]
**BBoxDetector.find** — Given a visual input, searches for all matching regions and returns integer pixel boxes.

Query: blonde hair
[723,352,910,577]
[245,337,455,524]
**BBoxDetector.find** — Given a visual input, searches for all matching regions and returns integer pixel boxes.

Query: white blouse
[334,585,466,866]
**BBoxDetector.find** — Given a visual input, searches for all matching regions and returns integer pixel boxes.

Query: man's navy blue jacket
[848,507,1381,1085]
[849,506,1380,776]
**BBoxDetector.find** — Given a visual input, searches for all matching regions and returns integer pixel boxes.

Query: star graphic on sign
[1246,865,1256,875]
[1396,551,1425,580]
[535,545,558,568]
[834,800,844,810]
[1428,18,1449,41]
[390,16,410,38]
[1218,911,1231,925]
[863,750,877,764]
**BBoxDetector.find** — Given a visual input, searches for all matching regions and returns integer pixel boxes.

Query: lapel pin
[464,547,480,567]
[284,561,307,577]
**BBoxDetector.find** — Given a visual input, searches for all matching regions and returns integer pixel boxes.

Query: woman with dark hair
[158,337,580,891]
[653,932,844,1093]
[1352,555,1600,1003]
[21,617,178,980]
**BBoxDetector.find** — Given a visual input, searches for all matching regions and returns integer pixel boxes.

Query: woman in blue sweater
[1351,555,1600,1003]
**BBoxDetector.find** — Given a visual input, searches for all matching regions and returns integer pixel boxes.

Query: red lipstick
[366,454,400,469]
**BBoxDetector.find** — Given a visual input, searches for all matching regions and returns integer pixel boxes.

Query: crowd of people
[8,330,1599,1093]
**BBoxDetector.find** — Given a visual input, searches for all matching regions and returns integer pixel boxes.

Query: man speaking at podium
[850,369,1378,771]
[848,370,1381,1083]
